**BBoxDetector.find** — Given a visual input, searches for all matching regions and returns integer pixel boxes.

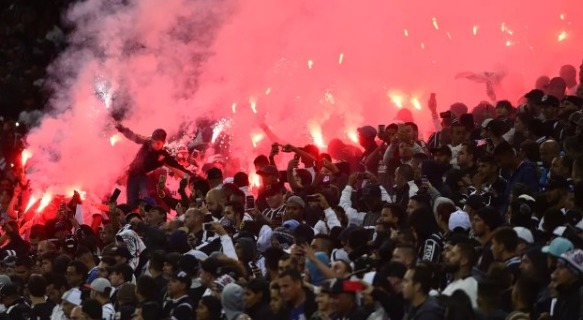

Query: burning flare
[110,134,122,146]
[249,97,258,114]
[38,193,53,213]
[21,149,33,167]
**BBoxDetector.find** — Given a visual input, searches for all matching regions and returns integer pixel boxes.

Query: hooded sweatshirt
[221,283,249,320]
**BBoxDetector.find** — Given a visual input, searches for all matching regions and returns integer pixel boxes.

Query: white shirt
[102,302,115,320]
[442,276,478,308]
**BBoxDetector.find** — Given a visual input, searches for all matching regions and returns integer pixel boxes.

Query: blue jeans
[127,172,149,208]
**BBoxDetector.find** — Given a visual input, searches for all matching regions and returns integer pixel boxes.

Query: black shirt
[30,300,56,320]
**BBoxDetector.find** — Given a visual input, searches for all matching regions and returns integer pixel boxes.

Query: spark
[211,118,232,143]
[347,131,358,144]
[25,196,38,212]
[338,53,344,64]
[410,97,422,110]
[38,193,53,213]
[251,133,264,148]
[323,90,335,104]
[432,17,439,30]
[95,78,112,109]
[110,133,122,146]
[420,42,425,49]
[308,60,314,69]
[21,149,32,167]
[501,22,506,32]
[560,13,565,20]
[309,123,326,149]
[558,30,567,42]
[231,103,237,114]
[265,87,271,95]
[506,40,512,46]
[472,25,479,36]
[387,91,404,108]
[249,97,257,114]
[403,29,409,37]
[446,32,452,40]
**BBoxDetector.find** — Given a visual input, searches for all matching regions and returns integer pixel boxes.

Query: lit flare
[21,149,32,167]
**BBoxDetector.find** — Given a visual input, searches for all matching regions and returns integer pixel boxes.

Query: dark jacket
[330,305,369,320]
[403,296,445,320]
[371,288,405,320]
[285,288,318,320]
[5,298,31,320]
[247,301,273,319]
[552,281,582,320]
[163,295,194,320]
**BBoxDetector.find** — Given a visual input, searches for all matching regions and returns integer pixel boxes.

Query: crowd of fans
[2,3,583,319]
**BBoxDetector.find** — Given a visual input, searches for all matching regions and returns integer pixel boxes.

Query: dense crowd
[2,4,583,319]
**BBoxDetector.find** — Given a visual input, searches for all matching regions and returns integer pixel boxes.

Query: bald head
[205,188,226,212]
[540,140,560,167]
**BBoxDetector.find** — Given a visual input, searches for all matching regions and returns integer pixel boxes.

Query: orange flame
[37,193,53,212]
[410,97,422,110]
[338,53,344,64]
[472,25,479,36]
[309,124,326,149]
[265,88,271,95]
[308,60,314,69]
[25,196,38,212]
[251,133,264,148]
[21,149,32,167]
[432,17,439,30]
[348,131,358,144]
[250,173,261,190]
[558,30,567,42]
[403,29,409,37]
[231,103,237,114]
[388,91,404,108]
[110,133,122,146]
[249,97,257,114]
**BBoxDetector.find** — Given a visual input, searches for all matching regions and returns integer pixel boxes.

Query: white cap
[87,278,111,293]
[448,210,471,231]
[513,227,534,244]
[62,288,82,306]
[576,219,583,231]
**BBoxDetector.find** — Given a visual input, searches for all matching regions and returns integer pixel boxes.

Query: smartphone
[378,124,386,133]
[203,223,212,231]
[109,188,121,203]
[245,195,255,210]
[307,194,320,202]
[439,111,451,118]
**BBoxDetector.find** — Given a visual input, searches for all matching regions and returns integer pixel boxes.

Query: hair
[492,227,518,253]
[397,164,414,181]
[439,290,477,320]
[527,118,545,138]
[477,154,497,166]
[27,274,48,297]
[149,250,166,273]
[303,144,320,158]
[245,279,271,305]
[492,141,515,157]
[279,268,302,282]
[233,172,249,187]
[149,206,168,220]
[193,179,211,197]
[253,155,270,167]
[410,264,433,295]
[136,275,159,302]
[44,273,69,291]
[383,203,406,226]
[405,122,418,132]
[408,208,440,242]
[199,296,222,320]
[454,241,478,268]
[264,247,287,272]
[68,261,89,281]
[82,299,103,320]
[40,251,59,264]
[513,277,539,313]
[225,201,245,221]
[15,256,34,268]
[520,141,540,163]
[99,256,116,267]
[409,194,431,210]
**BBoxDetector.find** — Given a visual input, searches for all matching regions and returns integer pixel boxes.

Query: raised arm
[115,123,148,144]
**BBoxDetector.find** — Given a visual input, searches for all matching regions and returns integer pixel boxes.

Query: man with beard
[204,189,227,221]
[441,240,479,308]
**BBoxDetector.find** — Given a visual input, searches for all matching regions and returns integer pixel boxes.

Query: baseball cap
[108,263,134,282]
[263,182,283,197]
[481,118,493,129]
[179,254,199,274]
[111,246,132,260]
[558,249,583,276]
[62,288,83,306]
[513,227,534,244]
[357,126,377,140]
[325,278,364,294]
[0,275,11,289]
[256,165,279,177]
[171,271,192,287]
[539,95,560,108]
[542,237,574,258]
[448,210,471,232]
[286,196,306,209]
[86,278,112,293]
[282,219,300,231]
[0,283,18,298]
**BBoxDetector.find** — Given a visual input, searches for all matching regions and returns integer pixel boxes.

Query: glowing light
[95,78,112,109]
[472,25,479,36]
[251,133,264,148]
[560,13,565,20]
[506,40,512,46]
[558,30,567,42]
[387,91,404,108]
[432,17,439,30]
[249,97,257,114]
[420,42,425,49]
[309,123,326,149]
[25,196,38,212]
[231,103,237,114]
[265,87,271,95]
[501,22,506,32]
[338,53,344,64]
[250,173,261,189]
[110,133,122,146]
[21,149,32,167]
[308,60,314,69]
[37,193,53,213]
[410,97,422,110]
[347,131,358,144]
[211,118,232,143]
[403,29,409,37]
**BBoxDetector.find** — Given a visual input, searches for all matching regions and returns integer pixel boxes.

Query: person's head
[200,258,220,287]
[61,288,83,318]
[330,260,352,278]
[493,141,517,170]
[540,139,561,167]
[253,155,270,171]
[472,207,501,240]
[399,141,414,161]
[37,240,57,257]
[445,241,478,274]
[45,273,69,304]
[560,65,578,87]
[206,168,223,188]
[406,194,429,216]
[96,256,116,279]
[269,282,284,314]
[328,280,360,315]
[476,155,499,180]
[66,261,88,288]
[167,271,191,299]
[395,164,414,188]
[81,299,103,320]
[491,227,518,261]
[205,189,227,214]
[548,77,567,100]
[551,155,573,179]
[432,146,452,165]
[224,201,245,225]
[402,264,433,302]
[519,140,540,163]
[145,206,167,226]
[244,278,269,309]
[392,244,416,268]
[196,296,222,320]
[264,184,284,209]
[150,129,167,151]
[278,268,304,304]
[495,100,513,117]
[451,123,467,146]
[408,208,440,244]
[87,277,112,301]
[284,196,305,222]
[28,274,47,298]
[14,256,33,283]
[136,275,158,302]
[256,165,280,185]
[233,172,249,188]
[70,306,86,320]
[184,208,204,231]
[458,143,478,168]
[357,126,377,147]
[379,203,406,229]
[315,283,332,313]
[108,263,133,287]
[552,249,583,290]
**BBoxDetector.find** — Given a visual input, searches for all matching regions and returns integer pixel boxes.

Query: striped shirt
[262,205,286,228]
